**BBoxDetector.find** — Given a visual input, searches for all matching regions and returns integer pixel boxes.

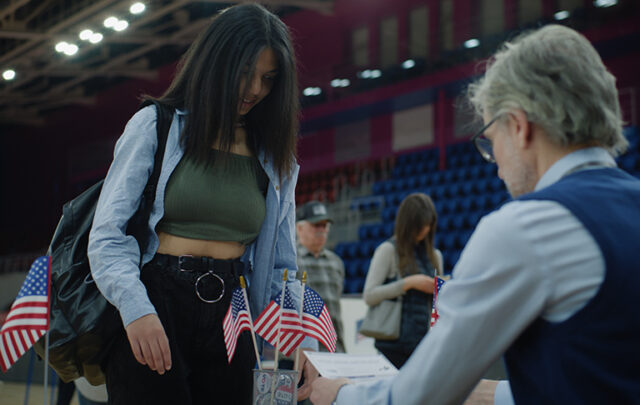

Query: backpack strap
[140,100,172,214]
[128,100,174,261]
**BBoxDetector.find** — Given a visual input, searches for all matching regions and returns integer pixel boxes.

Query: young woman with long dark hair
[362,192,443,368]
[88,4,316,404]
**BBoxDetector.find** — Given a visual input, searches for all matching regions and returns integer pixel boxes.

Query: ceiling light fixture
[130,2,146,15]
[464,38,480,49]
[79,29,93,41]
[103,16,118,28]
[113,20,129,32]
[2,69,16,81]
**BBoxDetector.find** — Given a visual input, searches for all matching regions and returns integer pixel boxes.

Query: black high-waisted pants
[104,254,255,405]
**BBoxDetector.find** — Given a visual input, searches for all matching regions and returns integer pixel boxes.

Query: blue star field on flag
[223,287,253,363]
[299,287,336,352]
[254,285,304,356]
[0,256,50,372]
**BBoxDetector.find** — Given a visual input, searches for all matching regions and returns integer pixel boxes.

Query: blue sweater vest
[505,168,640,404]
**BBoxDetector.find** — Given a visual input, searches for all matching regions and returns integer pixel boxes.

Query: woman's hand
[125,313,172,374]
[402,274,435,294]
[310,377,351,405]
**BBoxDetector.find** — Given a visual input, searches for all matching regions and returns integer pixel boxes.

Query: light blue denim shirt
[88,105,317,351]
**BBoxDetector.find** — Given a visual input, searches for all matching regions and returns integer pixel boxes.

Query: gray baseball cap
[297,201,332,223]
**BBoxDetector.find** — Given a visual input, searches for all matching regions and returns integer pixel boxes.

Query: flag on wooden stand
[0,256,50,372]
[253,285,304,357]
[222,287,253,363]
[430,276,446,327]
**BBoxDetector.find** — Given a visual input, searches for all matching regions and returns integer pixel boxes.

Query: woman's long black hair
[145,3,299,177]
[394,193,440,276]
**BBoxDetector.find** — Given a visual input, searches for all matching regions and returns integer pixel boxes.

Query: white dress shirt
[336,148,615,404]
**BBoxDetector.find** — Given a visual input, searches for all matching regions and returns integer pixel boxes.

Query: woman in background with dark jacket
[363,193,443,368]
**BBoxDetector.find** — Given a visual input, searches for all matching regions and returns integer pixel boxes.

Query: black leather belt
[152,254,243,303]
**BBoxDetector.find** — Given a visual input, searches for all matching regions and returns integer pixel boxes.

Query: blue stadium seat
[346,242,359,259]
[460,196,477,212]
[360,259,372,276]
[452,215,468,230]
[372,181,384,195]
[489,177,504,192]
[461,181,474,196]
[439,215,453,231]
[619,155,639,173]
[474,178,490,194]
[344,278,360,294]
[483,165,497,178]
[383,222,394,238]
[431,172,443,185]
[444,199,461,214]
[476,194,490,211]
[382,206,397,223]
[334,243,347,259]
[358,224,370,240]
[345,259,360,278]
[456,167,471,181]
[458,230,474,247]
[445,183,462,198]
[443,170,456,184]
[416,173,430,188]
[468,212,483,228]
[468,165,481,179]
[442,232,458,250]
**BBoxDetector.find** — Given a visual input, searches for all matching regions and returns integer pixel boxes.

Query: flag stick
[43,331,49,405]
[294,271,307,372]
[271,269,288,405]
[273,269,288,371]
[239,276,262,370]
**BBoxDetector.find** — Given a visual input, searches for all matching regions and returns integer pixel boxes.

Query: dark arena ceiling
[0,0,333,125]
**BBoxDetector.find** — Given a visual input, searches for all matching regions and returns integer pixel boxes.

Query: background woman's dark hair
[144,3,298,177]
[394,193,440,276]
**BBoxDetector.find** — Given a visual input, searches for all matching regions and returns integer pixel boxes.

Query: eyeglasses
[311,221,331,229]
[471,115,500,163]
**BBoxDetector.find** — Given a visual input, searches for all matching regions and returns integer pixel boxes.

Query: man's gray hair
[468,24,627,156]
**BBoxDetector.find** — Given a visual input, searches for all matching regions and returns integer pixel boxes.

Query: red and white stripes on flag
[430,276,446,327]
[253,285,304,357]
[296,287,337,352]
[222,287,253,363]
[0,256,50,372]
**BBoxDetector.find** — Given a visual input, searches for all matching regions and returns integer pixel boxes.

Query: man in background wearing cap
[296,201,346,353]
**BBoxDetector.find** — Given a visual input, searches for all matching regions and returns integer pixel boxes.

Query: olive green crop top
[156,149,269,245]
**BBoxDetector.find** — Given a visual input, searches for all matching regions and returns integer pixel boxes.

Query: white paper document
[303,352,398,383]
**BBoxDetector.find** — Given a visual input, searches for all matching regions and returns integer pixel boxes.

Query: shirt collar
[535,147,617,191]
[297,243,327,258]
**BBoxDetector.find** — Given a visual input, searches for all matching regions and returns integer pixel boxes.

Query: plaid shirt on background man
[296,244,346,353]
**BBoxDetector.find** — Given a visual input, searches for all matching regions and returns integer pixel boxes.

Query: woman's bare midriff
[156,231,245,260]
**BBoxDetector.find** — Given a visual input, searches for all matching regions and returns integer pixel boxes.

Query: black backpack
[33,100,173,384]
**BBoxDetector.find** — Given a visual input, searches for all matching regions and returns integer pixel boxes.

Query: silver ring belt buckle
[177,255,225,303]
[195,271,225,304]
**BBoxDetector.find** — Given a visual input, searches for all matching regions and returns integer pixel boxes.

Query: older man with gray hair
[310,24,640,405]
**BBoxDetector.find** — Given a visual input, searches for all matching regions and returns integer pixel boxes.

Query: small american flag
[0,256,50,372]
[253,285,304,356]
[430,276,446,327]
[223,287,252,363]
[299,287,336,352]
